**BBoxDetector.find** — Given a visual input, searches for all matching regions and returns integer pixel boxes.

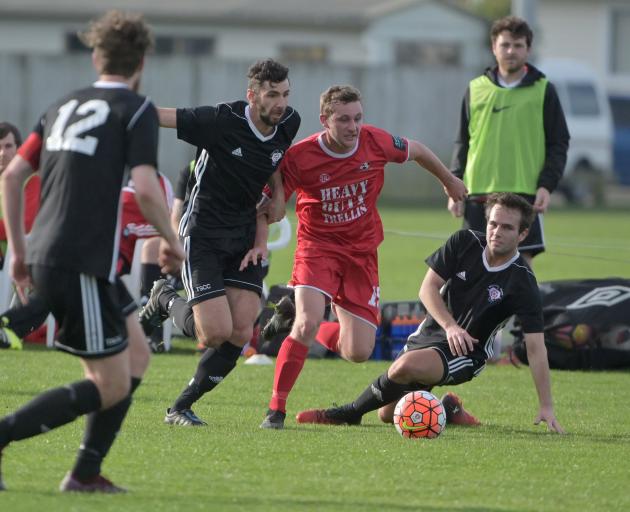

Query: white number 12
[46,99,110,156]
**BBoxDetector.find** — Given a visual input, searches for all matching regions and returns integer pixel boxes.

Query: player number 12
[46,99,110,156]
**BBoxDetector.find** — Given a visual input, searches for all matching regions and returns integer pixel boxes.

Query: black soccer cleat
[260,409,286,429]
[296,404,362,426]
[139,279,177,336]
[164,408,207,426]
[261,295,296,341]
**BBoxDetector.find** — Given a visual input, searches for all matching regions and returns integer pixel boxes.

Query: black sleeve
[174,162,192,200]
[537,82,570,193]
[425,230,468,281]
[126,100,159,169]
[450,88,470,180]
[514,278,544,333]
[176,106,218,150]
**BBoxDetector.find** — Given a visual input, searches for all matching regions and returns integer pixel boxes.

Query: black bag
[512,278,630,370]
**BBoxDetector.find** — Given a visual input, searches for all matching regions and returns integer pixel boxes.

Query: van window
[566,82,600,116]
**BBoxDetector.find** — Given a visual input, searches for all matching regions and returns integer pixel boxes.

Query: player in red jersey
[260,85,468,429]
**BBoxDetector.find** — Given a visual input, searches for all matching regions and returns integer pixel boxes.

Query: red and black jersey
[281,125,409,254]
[414,229,544,359]
[20,82,159,281]
[176,101,300,238]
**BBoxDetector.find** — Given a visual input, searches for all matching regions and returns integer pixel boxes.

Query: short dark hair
[484,193,535,233]
[0,122,22,146]
[247,59,289,92]
[79,10,153,77]
[320,85,362,117]
[490,16,533,48]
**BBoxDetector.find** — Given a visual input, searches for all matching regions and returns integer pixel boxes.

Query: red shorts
[290,249,380,327]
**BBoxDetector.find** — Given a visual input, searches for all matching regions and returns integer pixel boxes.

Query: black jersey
[174,160,194,201]
[413,229,544,360]
[26,82,159,282]
[176,101,300,238]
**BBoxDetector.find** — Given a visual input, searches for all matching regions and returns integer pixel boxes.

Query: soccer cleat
[164,408,207,426]
[0,327,22,350]
[441,392,481,426]
[260,409,286,429]
[261,295,295,341]
[59,472,127,493]
[296,404,362,426]
[139,279,177,336]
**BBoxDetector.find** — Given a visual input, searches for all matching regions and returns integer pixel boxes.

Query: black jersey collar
[245,105,278,142]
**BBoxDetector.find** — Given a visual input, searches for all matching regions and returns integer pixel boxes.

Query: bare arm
[419,268,478,356]
[524,332,565,433]
[1,155,35,301]
[157,108,177,129]
[266,169,286,224]
[170,197,184,235]
[131,165,184,274]
[408,140,467,203]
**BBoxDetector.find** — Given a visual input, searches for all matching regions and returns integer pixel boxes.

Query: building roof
[0,0,483,29]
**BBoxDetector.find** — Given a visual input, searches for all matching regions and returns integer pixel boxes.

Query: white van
[537,58,613,205]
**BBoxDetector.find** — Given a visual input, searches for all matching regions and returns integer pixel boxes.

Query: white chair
[121,238,172,351]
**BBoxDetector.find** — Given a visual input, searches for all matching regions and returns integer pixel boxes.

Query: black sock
[171,341,242,411]
[71,378,142,480]
[0,380,101,447]
[1,294,50,338]
[351,373,410,416]
[168,297,196,338]
[140,263,163,298]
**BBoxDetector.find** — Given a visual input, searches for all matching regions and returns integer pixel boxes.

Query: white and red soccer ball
[393,390,446,439]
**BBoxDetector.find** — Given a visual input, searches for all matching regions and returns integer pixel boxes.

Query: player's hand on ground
[534,406,566,434]
[159,238,185,275]
[239,246,268,271]
[10,255,32,304]
[447,197,464,218]
[445,325,478,356]
[443,176,468,203]
[533,187,550,213]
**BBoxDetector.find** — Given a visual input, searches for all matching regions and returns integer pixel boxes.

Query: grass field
[1,206,629,511]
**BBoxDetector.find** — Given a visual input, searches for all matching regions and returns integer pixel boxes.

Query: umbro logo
[456,271,467,281]
[492,106,511,113]
[231,147,243,157]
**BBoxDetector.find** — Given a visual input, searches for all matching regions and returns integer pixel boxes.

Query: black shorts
[181,235,264,306]
[463,196,545,256]
[31,265,136,359]
[400,334,487,386]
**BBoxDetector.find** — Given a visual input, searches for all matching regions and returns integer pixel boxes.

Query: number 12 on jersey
[46,99,110,156]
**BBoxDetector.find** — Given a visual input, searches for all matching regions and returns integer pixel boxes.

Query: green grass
[1,206,630,511]
[1,346,629,511]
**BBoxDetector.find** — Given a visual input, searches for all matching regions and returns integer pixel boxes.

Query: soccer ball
[393,391,446,439]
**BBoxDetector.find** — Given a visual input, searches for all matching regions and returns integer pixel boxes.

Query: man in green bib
[449,16,569,266]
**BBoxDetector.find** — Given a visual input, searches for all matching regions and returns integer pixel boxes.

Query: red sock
[269,336,309,413]
[315,321,340,353]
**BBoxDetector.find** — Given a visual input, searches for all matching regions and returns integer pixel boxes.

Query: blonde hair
[320,85,362,117]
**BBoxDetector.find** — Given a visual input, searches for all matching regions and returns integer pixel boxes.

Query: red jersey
[281,125,409,253]
[117,173,173,273]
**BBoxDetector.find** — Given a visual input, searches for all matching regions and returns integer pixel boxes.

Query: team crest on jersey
[392,135,407,151]
[359,162,370,171]
[270,149,284,167]
[319,173,331,183]
[487,285,503,303]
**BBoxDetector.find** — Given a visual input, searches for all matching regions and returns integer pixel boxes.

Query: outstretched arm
[524,332,565,433]
[408,140,467,203]
[419,268,478,356]
[157,108,177,128]
[240,212,269,270]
